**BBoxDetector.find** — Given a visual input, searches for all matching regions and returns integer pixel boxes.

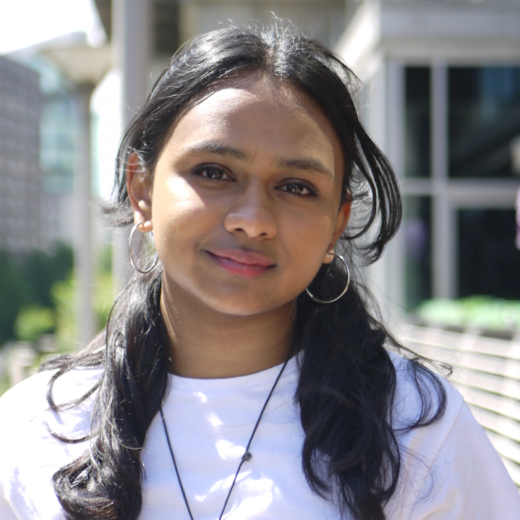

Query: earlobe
[127,153,153,232]
[322,250,335,265]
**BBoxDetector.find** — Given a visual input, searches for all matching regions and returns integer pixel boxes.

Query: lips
[206,248,276,278]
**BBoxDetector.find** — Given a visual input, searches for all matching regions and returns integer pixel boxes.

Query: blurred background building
[3,44,81,251]
[336,0,520,325]
[0,57,43,255]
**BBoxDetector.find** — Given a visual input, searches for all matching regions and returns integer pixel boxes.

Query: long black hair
[43,24,446,520]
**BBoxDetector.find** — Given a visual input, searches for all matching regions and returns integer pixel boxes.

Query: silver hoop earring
[305,253,350,304]
[128,222,159,274]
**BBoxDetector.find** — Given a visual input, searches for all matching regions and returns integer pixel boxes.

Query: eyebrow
[182,140,334,180]
[277,158,334,181]
[181,142,247,161]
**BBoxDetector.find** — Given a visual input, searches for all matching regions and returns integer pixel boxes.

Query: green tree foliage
[0,243,114,350]
[22,245,73,308]
[0,244,73,345]
[94,244,114,332]
[416,296,520,330]
[0,253,32,344]
[51,273,75,351]
[14,305,55,342]
[51,244,114,351]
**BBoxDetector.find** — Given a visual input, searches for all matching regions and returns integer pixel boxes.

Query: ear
[323,200,352,264]
[126,152,153,232]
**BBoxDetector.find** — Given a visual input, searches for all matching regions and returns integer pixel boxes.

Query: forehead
[160,74,343,177]
[186,75,323,123]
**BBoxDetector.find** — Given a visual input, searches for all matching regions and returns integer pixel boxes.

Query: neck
[160,277,295,379]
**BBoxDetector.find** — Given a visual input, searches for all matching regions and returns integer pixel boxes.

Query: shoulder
[387,350,468,465]
[386,351,520,519]
[388,350,463,428]
[0,368,102,518]
[0,366,103,446]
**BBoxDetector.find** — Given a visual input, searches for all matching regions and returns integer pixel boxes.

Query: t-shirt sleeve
[0,422,18,520]
[0,371,56,518]
[388,354,520,520]
[407,402,520,519]
[0,368,101,519]
[0,490,18,520]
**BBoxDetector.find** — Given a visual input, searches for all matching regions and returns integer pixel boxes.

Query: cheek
[281,210,336,273]
[151,178,209,256]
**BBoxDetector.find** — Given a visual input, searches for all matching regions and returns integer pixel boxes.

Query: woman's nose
[223,185,278,239]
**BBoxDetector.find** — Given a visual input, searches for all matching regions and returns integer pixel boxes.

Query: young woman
[1,25,519,520]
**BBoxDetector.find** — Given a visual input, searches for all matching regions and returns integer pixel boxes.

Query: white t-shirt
[0,352,519,519]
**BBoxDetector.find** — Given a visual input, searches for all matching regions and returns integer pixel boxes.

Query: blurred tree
[22,244,73,307]
[0,243,114,350]
[416,296,520,330]
[0,252,32,344]
[0,245,73,346]
[94,244,113,327]
[51,273,75,351]
[14,305,55,342]
[52,244,114,352]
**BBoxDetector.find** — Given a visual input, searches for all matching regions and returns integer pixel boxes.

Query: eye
[193,165,232,181]
[279,182,317,197]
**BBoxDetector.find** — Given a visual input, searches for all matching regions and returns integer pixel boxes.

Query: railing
[399,325,520,486]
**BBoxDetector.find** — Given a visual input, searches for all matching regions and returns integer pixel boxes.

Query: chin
[203,293,294,317]
[209,301,279,317]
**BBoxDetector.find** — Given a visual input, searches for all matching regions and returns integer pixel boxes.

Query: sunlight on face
[150,75,349,317]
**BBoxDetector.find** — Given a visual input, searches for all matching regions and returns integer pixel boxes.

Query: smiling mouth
[206,249,276,278]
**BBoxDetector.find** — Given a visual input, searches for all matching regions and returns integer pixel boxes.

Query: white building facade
[336,0,520,322]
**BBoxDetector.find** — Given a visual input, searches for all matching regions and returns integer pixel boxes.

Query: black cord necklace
[159,355,291,520]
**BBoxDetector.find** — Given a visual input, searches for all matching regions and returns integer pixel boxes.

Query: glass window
[449,67,520,178]
[404,67,431,178]
[404,196,432,310]
[40,94,75,193]
[458,209,520,299]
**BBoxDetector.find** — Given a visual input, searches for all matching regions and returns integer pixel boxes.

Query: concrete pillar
[112,0,152,293]
[431,62,456,299]
[365,62,392,321]
[385,59,406,324]
[74,85,96,345]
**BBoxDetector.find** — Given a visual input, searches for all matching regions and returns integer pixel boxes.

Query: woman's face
[130,75,350,316]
